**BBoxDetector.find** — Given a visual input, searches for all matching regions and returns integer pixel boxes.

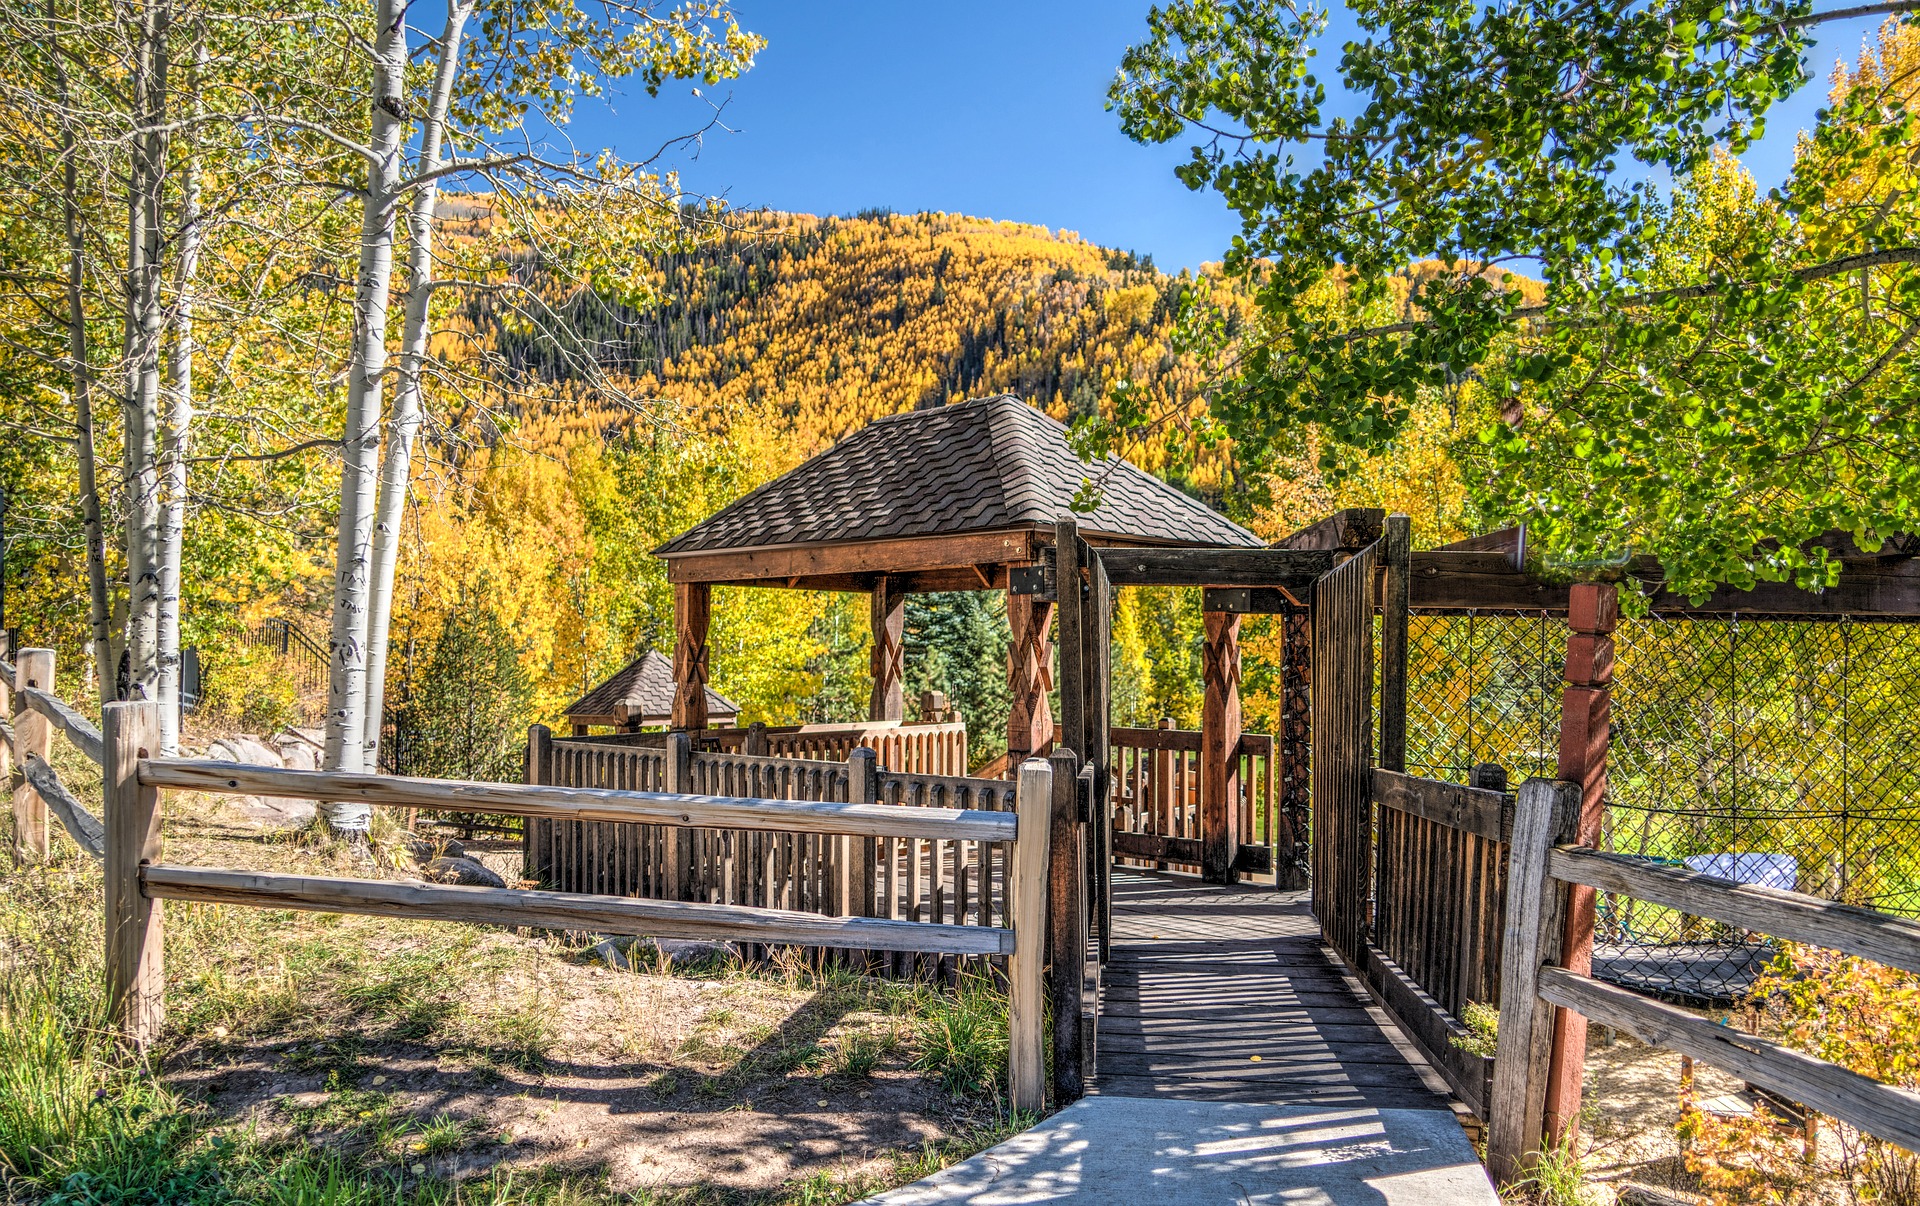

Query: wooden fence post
[1200,610,1242,884]
[664,730,696,901]
[1379,514,1411,773]
[523,725,552,884]
[11,648,54,863]
[1009,756,1053,1113]
[104,699,164,1049]
[1487,777,1581,1185]
[841,747,877,919]
[1544,582,1618,1144]
[1046,745,1085,1104]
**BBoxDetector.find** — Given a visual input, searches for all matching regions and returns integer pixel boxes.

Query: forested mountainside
[467,209,1261,498]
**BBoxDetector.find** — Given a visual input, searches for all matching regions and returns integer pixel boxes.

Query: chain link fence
[1402,608,1920,1004]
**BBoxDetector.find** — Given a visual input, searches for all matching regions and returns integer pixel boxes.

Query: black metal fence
[1402,608,1920,1003]
[237,617,329,698]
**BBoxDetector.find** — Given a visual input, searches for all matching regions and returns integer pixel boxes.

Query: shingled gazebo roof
[656,394,1260,591]
[564,650,738,729]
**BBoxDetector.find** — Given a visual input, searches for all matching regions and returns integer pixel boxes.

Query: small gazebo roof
[655,395,1260,591]
[564,650,738,727]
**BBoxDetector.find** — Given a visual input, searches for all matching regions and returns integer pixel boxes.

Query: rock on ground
[422,856,508,888]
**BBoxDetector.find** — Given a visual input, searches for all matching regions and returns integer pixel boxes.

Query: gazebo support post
[671,582,711,731]
[1200,610,1243,884]
[1276,605,1312,889]
[1006,585,1054,766]
[869,575,906,722]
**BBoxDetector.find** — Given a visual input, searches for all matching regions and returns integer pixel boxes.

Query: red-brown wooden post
[869,575,906,722]
[1006,586,1055,766]
[1542,582,1618,1143]
[1200,610,1243,884]
[671,581,711,731]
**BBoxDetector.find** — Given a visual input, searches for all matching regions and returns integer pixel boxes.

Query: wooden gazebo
[653,394,1262,765]
[563,649,738,734]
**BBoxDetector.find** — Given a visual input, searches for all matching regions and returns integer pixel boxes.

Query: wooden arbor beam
[663,530,1039,587]
[869,576,906,722]
[671,582,711,731]
[1199,610,1243,884]
[1007,583,1055,765]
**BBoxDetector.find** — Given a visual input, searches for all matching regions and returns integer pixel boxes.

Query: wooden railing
[1488,777,1920,1183]
[1106,721,1274,875]
[99,699,1055,1110]
[1364,766,1514,1116]
[3,645,108,862]
[530,731,1018,974]
[696,719,968,776]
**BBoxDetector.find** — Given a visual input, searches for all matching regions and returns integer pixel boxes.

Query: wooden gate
[1311,539,1378,967]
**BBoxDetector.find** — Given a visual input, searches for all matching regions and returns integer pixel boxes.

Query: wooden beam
[1008,758,1053,1113]
[869,576,906,722]
[138,759,1021,843]
[105,701,165,1050]
[1549,846,1920,976]
[141,864,1014,956]
[1379,515,1411,773]
[1545,584,1617,1146]
[1410,550,1920,616]
[1201,586,1304,614]
[21,686,105,766]
[22,753,104,858]
[1047,746,1086,1104]
[1374,769,1512,844]
[672,582,711,730]
[1271,508,1385,551]
[1111,830,1203,865]
[1487,778,1581,1185]
[1098,548,1338,588]
[1434,525,1527,569]
[1538,967,1920,1155]
[1200,610,1242,884]
[1006,585,1055,762]
[664,529,1038,585]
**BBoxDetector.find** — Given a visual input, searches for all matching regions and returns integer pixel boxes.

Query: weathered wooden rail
[1106,722,1274,875]
[99,699,1056,1109]
[1488,777,1920,1182]
[1364,765,1514,1116]
[3,645,108,862]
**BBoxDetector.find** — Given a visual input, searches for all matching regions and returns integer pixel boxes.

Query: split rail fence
[90,698,1056,1110]
[1488,777,1920,1182]
[3,644,108,862]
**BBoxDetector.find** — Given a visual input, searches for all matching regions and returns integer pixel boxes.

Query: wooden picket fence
[526,730,1017,979]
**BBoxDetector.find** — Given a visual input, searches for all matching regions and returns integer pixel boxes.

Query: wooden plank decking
[1093,870,1452,1108]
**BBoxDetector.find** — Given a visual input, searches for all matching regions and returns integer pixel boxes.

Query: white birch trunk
[322,0,410,821]
[362,0,474,766]
[155,35,206,756]
[122,0,170,710]
[51,4,115,701]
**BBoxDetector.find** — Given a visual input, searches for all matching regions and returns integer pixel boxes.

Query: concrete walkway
[863,1096,1500,1204]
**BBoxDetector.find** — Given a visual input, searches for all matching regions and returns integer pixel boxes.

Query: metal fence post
[1009,756,1053,1113]
[104,699,164,1049]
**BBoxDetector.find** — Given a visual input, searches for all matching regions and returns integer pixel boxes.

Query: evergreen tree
[904,591,1012,767]
[395,585,532,783]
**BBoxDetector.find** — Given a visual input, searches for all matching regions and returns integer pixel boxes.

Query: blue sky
[568,2,1895,272]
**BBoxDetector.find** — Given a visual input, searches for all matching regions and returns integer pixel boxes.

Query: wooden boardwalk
[1093,870,1452,1109]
